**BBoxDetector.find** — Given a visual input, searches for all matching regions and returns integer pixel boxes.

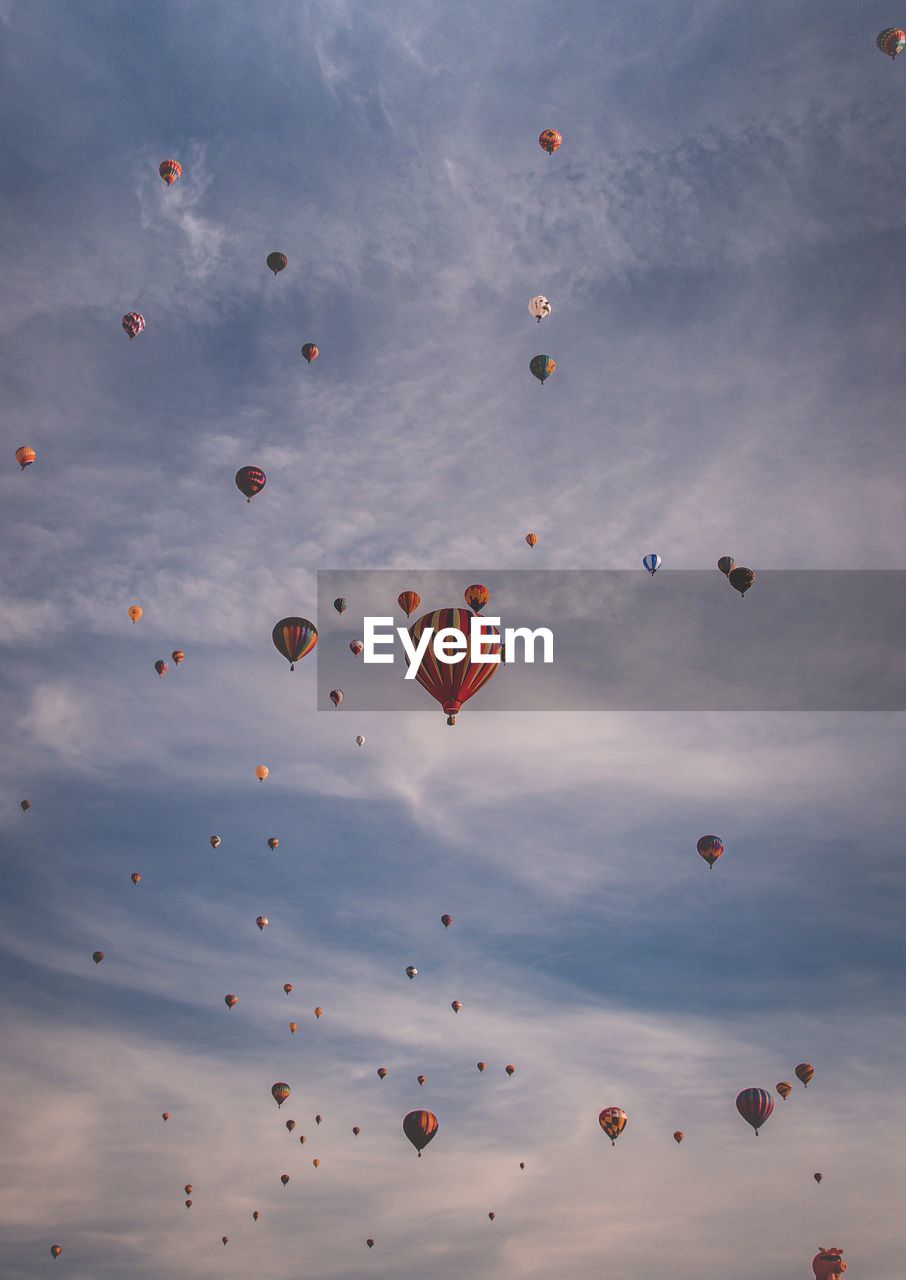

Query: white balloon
[528,295,552,322]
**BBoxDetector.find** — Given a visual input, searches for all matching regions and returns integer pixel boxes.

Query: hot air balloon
[877,27,906,58]
[185,1200,192,1209]
[464,584,490,613]
[272,617,318,670]
[315,1115,322,1125]
[814,1172,823,1184]
[314,1007,323,1018]
[267,252,288,276]
[525,532,538,548]
[283,983,293,994]
[184,1185,193,1196]
[289,1022,298,1035]
[406,966,418,980]
[272,1082,291,1108]
[235,466,266,502]
[643,554,662,576]
[334,598,348,614]
[50,1246,62,1260]
[796,1063,815,1088]
[776,1081,792,1100]
[280,1174,290,1186]
[122,312,145,340]
[717,556,735,577]
[20,800,30,812]
[451,1000,462,1013]
[268,837,279,850]
[330,689,343,707]
[735,1088,774,1135]
[154,659,168,678]
[407,607,500,724]
[15,446,36,470]
[130,872,141,885]
[477,1062,487,1072]
[417,1074,426,1086]
[224,994,238,1009]
[298,1135,306,1144]
[355,735,365,747]
[171,650,185,665]
[441,914,452,928]
[528,295,551,322]
[210,835,222,848]
[519,1162,525,1170]
[159,159,182,186]
[539,129,562,154]
[92,951,104,964]
[222,1237,229,1246]
[598,1107,628,1146]
[377,1067,388,1080]
[285,1119,296,1132]
[398,591,421,618]
[301,343,319,365]
[128,605,142,624]
[697,835,724,869]
[350,640,364,656]
[728,567,755,597]
[505,1064,516,1077]
[812,1248,847,1277]
[367,1239,374,1248]
[530,354,555,385]
[162,1112,170,1121]
[488,1212,496,1221]
[256,915,269,931]
[403,1110,438,1156]
[253,1211,259,1221]
[255,765,269,781]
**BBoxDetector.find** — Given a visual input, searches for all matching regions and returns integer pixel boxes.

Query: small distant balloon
[267,252,288,276]
[464,584,490,613]
[776,1081,792,1100]
[128,605,143,624]
[235,466,266,502]
[525,532,538,548]
[528,295,551,322]
[280,1174,290,1186]
[314,1006,323,1018]
[222,1237,229,1246]
[488,1212,495,1221]
[185,1200,192,1209]
[598,1107,628,1146]
[451,1000,462,1013]
[224,994,238,1009]
[673,1131,684,1144]
[352,1125,360,1135]
[643,554,661,576]
[272,1082,291,1108]
[301,343,319,365]
[477,1062,486,1072]
[162,1112,170,1121]
[20,800,30,812]
[717,556,735,577]
[286,1119,296,1132]
[312,1158,320,1169]
[441,913,452,928]
[355,735,365,747]
[253,1211,259,1221]
[51,1246,62,1260]
[406,966,418,980]
[398,591,421,618]
[256,915,269,931]
[530,354,555,385]
[367,1239,374,1248]
[539,129,562,155]
[283,983,293,994]
[350,640,364,656]
[15,446,36,470]
[315,1115,322,1125]
[417,1074,426,1086]
[130,872,141,885]
[814,1172,823,1184]
[268,837,279,850]
[255,765,269,781]
[877,27,906,58]
[796,1063,815,1088]
[728,566,755,597]
[122,312,145,340]
[92,951,104,964]
[505,1064,516,1077]
[377,1067,388,1080]
[210,835,222,848]
[697,835,724,869]
[171,650,185,665]
[185,1185,193,1196]
[289,1022,298,1034]
[334,598,348,614]
[154,659,168,678]
[159,159,182,186]
[330,689,343,707]
[812,1247,846,1277]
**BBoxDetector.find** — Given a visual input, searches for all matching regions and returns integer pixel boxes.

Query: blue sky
[1,2,905,1277]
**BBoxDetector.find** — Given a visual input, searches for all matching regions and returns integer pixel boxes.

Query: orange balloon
[398,591,421,618]
[128,605,143,623]
[16,446,36,470]
[525,532,538,548]
[255,765,269,781]
[289,1022,298,1034]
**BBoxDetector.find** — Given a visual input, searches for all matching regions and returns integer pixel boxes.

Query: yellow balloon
[128,605,143,624]
[255,765,269,781]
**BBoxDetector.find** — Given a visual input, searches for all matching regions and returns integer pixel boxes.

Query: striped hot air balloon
[407,607,500,725]
[266,252,288,275]
[271,1082,291,1108]
[15,446,36,470]
[402,1109,438,1156]
[643,554,661,575]
[736,1087,774,1135]
[697,835,724,869]
[530,354,555,385]
[122,312,145,340]
[301,343,319,365]
[398,591,420,618]
[235,466,266,502]
[159,159,182,186]
[272,617,318,670]
[877,27,906,58]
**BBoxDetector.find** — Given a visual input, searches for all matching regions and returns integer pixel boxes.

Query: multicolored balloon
[224,993,238,1009]
[334,598,348,614]
[530,354,556,385]
[272,1082,291,1108]
[735,1087,774,1135]
[350,640,364,656]
[210,835,222,848]
[256,915,269,931]
[50,1247,62,1260]
[528,295,552,323]
[451,1000,462,1013]
[154,660,168,678]
[268,837,279,850]
[159,159,182,186]
[398,591,421,618]
[407,607,500,724]
[812,1247,847,1277]
[776,1081,792,1100]
[598,1107,628,1146]
[272,617,318,670]
[441,914,452,928]
[171,650,185,664]
[377,1067,388,1079]
[697,835,724,869]
[130,872,141,885]
[15,446,36,470]
[122,312,144,340]
[301,343,319,364]
[673,1131,684,1144]
[406,966,418,980]
[402,1110,438,1156]
[877,27,906,58]
[464,584,490,613]
[795,1063,815,1088]
[539,129,562,155]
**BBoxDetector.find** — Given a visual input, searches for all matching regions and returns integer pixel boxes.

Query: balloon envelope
[272,1082,291,1107]
[398,591,421,618]
[643,553,661,575]
[728,566,755,596]
[15,446,36,470]
[529,354,556,384]
[717,556,735,576]
[736,1087,774,1134]
[159,159,182,185]
[403,1110,438,1156]
[598,1107,628,1145]
[407,607,500,724]
[235,466,266,501]
[795,1063,815,1088]
[539,129,562,154]
[267,252,288,275]
[528,295,551,322]
[697,835,724,868]
[272,617,318,670]
[301,343,319,364]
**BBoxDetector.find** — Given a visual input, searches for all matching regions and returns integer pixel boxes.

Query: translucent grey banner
[315,571,905,712]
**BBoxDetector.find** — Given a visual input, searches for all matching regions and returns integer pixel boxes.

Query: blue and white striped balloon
[642,553,662,576]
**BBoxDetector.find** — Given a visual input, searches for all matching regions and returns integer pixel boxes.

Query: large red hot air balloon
[272,617,318,670]
[813,1248,846,1277]
[402,1110,438,1156]
[736,1088,774,1135]
[407,607,500,724]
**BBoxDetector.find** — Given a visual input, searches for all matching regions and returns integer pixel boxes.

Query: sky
[1,1,905,1277]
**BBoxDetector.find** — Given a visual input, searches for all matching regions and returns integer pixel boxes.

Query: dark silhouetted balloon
[403,1110,438,1156]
